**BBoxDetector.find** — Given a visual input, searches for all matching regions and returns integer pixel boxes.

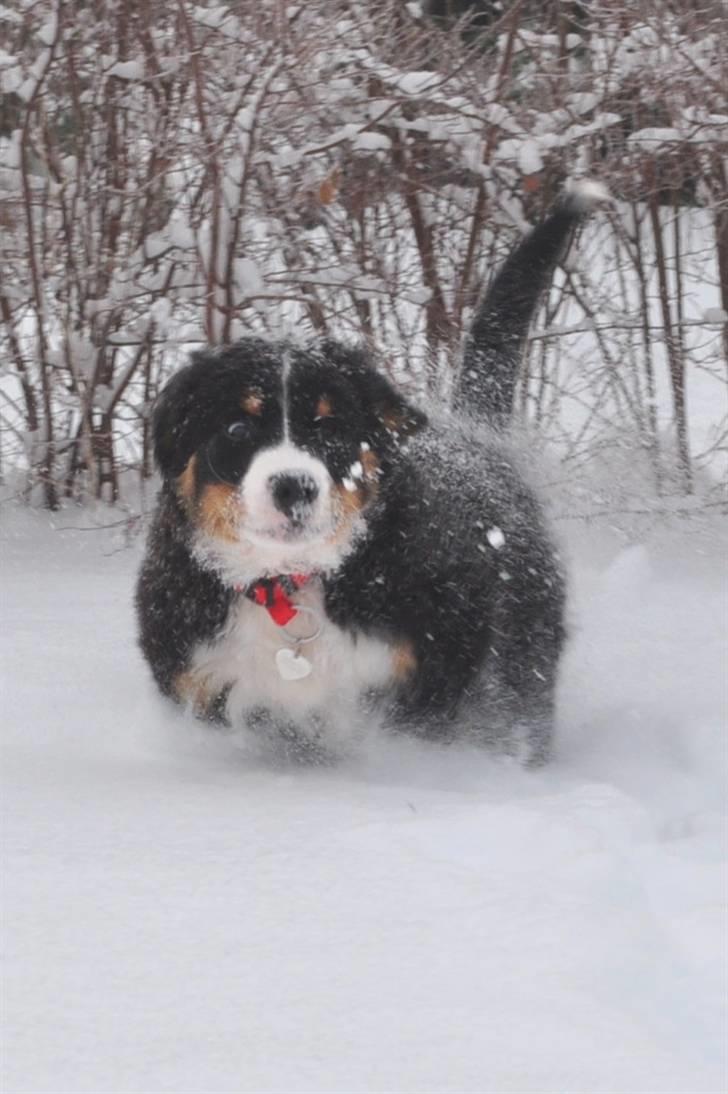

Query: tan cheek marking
[392,641,417,682]
[332,480,367,517]
[360,448,380,480]
[326,482,368,547]
[176,454,198,509]
[197,482,244,543]
[327,447,381,547]
[177,465,245,544]
[316,396,333,419]
[241,390,264,416]
[174,668,222,718]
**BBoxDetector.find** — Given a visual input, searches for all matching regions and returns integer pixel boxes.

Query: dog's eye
[226,421,250,440]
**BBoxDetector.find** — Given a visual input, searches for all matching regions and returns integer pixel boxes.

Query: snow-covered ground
[2,507,726,1094]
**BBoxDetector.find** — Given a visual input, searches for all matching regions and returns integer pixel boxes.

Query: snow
[192,5,231,30]
[234,257,263,296]
[107,60,144,81]
[628,127,682,148]
[1,510,726,1094]
[352,131,392,153]
[517,139,543,176]
[393,71,441,98]
[35,15,57,47]
[485,526,506,550]
[565,178,612,211]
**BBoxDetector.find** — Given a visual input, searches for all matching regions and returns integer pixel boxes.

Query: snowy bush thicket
[1,0,726,508]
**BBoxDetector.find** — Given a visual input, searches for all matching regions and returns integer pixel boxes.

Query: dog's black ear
[361,368,428,441]
[152,352,215,478]
[322,341,427,443]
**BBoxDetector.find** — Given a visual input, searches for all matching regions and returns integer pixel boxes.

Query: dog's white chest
[188,585,395,724]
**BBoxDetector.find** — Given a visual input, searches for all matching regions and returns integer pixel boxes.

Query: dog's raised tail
[455,180,609,424]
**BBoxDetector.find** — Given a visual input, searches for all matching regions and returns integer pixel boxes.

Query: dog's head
[153,338,426,584]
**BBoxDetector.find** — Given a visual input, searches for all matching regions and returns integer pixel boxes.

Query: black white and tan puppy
[137,183,605,762]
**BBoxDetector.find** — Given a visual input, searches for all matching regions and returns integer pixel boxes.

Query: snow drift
[1,509,726,1093]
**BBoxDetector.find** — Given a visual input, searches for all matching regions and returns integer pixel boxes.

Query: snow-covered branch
[1,0,726,505]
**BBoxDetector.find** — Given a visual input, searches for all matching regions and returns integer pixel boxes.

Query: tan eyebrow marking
[241,390,264,416]
[315,395,333,419]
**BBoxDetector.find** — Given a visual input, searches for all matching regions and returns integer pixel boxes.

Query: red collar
[238,573,312,627]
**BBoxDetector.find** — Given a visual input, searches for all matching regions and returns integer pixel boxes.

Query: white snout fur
[193,443,364,586]
[241,443,333,540]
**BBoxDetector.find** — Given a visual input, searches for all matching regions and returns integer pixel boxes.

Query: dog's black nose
[269,472,319,517]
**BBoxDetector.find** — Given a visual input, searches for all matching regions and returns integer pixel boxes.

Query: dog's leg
[455,181,609,424]
[479,555,566,764]
[491,645,562,766]
[460,669,557,765]
[174,669,232,724]
[244,706,340,765]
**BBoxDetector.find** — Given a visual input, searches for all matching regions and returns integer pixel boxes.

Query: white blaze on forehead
[281,349,293,442]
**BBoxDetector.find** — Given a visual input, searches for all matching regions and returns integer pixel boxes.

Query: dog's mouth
[244,519,331,547]
[192,487,367,588]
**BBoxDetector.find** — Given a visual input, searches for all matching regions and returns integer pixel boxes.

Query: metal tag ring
[280,604,323,646]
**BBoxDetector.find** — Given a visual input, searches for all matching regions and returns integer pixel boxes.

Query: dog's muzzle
[241,444,333,544]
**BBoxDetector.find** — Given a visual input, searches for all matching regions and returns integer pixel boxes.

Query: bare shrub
[1,0,725,509]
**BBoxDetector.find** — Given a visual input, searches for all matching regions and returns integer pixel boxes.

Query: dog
[136,183,604,763]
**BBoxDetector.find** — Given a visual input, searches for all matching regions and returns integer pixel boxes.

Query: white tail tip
[564,178,612,213]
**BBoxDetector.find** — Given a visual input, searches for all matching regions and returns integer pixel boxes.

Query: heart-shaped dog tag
[275,647,313,681]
